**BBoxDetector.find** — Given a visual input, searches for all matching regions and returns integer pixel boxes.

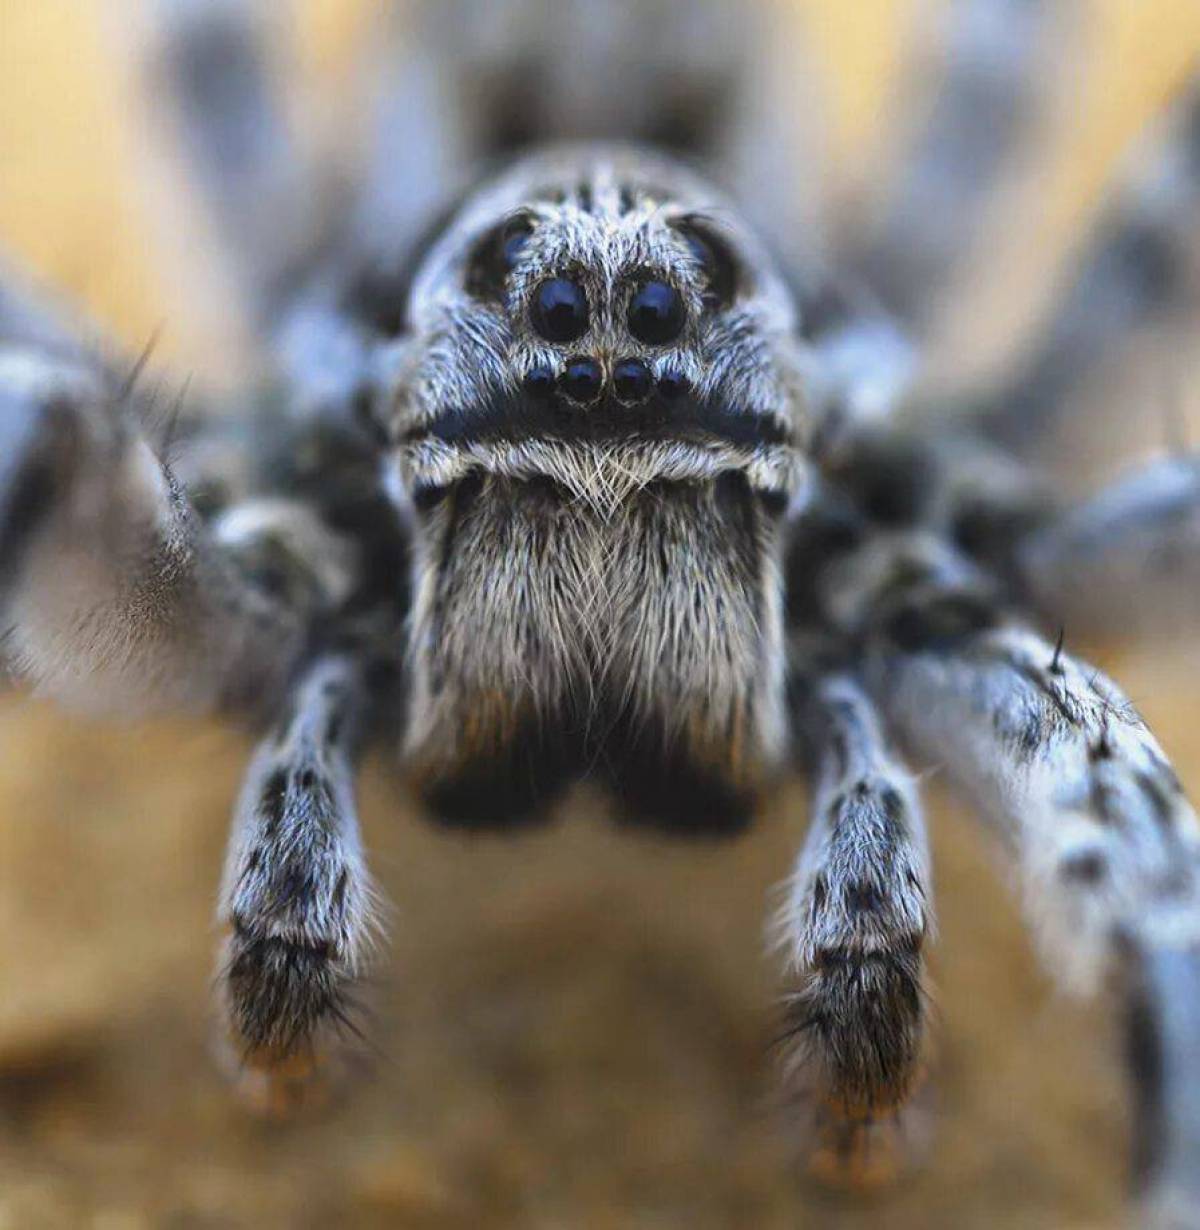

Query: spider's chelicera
[4,0,1200,1224]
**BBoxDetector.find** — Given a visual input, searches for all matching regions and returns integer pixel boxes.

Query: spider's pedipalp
[776,673,933,1185]
[1017,453,1200,640]
[216,651,378,1116]
[865,609,1200,1214]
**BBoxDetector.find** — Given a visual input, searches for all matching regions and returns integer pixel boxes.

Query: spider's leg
[151,0,321,329]
[862,578,1200,1223]
[1016,453,1200,639]
[979,68,1200,452]
[777,673,933,1187]
[0,329,310,717]
[216,650,377,1116]
[850,0,1065,332]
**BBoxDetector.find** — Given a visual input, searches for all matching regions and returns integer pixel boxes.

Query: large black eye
[531,277,590,343]
[628,280,685,345]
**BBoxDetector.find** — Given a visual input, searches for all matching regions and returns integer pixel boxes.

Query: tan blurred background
[3,2,1200,1227]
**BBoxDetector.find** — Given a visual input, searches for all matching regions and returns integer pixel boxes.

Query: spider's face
[384,147,806,831]
[388,145,806,509]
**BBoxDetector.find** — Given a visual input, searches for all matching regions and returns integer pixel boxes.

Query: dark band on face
[400,383,792,451]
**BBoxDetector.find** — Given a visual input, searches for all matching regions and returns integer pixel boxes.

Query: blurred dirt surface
[3,2,1200,1227]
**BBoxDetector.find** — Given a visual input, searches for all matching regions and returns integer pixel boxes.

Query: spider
[3,0,1200,1225]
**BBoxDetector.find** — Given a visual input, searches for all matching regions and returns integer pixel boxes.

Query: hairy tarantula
[5,0,1200,1224]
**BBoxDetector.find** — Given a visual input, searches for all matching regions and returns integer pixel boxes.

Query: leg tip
[802,1097,932,1191]
[214,1032,345,1120]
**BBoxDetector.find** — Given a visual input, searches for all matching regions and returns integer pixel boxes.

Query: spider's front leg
[867,593,1200,1226]
[216,650,378,1116]
[0,342,307,714]
[776,672,934,1186]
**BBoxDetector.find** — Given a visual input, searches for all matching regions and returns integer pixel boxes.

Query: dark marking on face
[401,384,791,451]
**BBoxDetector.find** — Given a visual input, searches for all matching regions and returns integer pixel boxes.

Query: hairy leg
[777,673,933,1185]
[866,613,1200,1223]
[216,651,377,1115]
[0,340,305,716]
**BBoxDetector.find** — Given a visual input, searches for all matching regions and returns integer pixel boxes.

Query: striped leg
[867,616,1200,1224]
[777,674,933,1185]
[0,337,303,717]
[216,652,377,1115]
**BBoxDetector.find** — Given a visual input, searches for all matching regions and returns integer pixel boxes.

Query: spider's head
[387,144,807,513]
[383,147,807,831]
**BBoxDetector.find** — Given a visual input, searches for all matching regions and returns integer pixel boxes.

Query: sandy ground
[2,2,1200,1227]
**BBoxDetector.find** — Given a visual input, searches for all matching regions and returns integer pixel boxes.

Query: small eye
[657,369,691,400]
[613,358,652,404]
[522,364,557,399]
[465,213,534,301]
[628,280,685,345]
[500,217,532,269]
[531,278,590,343]
[674,217,741,310]
[562,356,603,402]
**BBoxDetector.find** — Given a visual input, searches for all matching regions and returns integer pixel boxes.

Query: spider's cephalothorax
[6,0,1200,1222]
[389,147,806,831]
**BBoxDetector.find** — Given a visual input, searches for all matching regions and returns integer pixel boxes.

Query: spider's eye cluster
[628,280,686,344]
[531,277,590,342]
